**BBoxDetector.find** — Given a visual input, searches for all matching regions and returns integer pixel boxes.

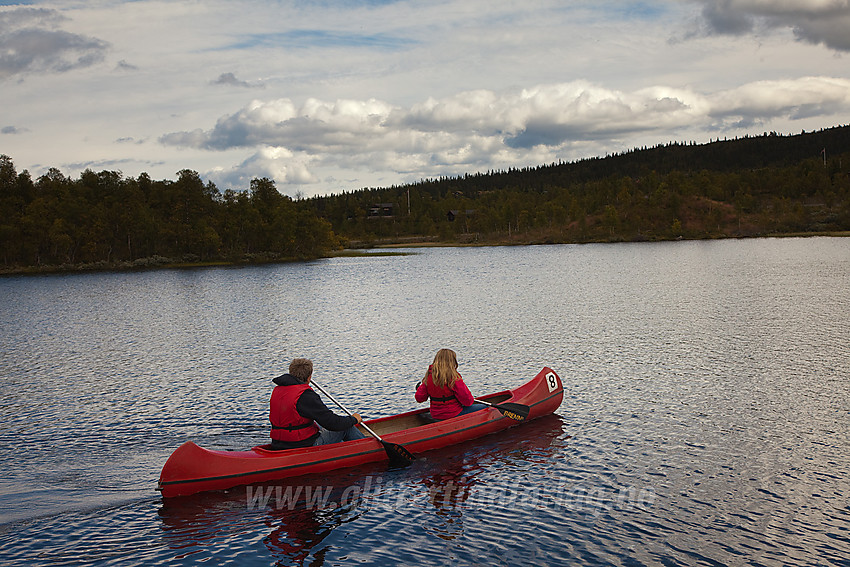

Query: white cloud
[161,98,398,152]
[208,146,319,194]
[161,76,850,190]
[709,76,850,124]
[3,1,849,196]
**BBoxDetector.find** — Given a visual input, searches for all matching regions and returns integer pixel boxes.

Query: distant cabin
[368,203,395,218]
[446,209,475,222]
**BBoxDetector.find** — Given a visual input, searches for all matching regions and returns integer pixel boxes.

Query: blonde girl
[415,349,486,420]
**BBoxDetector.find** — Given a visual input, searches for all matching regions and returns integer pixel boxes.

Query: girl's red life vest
[422,370,463,419]
[269,383,320,442]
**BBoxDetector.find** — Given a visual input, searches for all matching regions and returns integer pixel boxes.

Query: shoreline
[352,230,850,249]
[2,231,848,276]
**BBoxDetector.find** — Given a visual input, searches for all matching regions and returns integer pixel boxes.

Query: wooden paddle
[475,399,530,421]
[310,379,416,467]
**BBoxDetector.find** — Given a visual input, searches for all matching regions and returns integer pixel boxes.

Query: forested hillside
[308,125,850,246]
[2,125,849,273]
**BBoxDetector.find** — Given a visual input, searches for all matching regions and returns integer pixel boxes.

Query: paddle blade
[382,441,416,467]
[492,402,529,421]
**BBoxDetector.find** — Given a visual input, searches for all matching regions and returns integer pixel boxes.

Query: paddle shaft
[474,398,529,421]
[475,398,502,410]
[309,379,384,442]
[310,379,416,465]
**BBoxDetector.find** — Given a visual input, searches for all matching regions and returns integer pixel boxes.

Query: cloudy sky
[2,1,850,197]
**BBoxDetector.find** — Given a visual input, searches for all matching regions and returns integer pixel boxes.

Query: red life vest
[423,371,463,419]
[269,383,320,442]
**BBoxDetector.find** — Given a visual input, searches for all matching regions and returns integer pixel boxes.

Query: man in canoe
[416,349,487,420]
[269,358,366,450]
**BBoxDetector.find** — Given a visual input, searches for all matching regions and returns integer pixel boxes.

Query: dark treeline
[0,161,337,270]
[2,125,850,272]
[308,125,850,245]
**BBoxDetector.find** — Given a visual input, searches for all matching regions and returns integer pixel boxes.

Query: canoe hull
[158,367,563,498]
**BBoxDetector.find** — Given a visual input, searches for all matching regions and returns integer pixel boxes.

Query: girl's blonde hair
[427,348,460,388]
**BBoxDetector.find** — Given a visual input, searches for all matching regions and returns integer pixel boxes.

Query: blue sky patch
[227,29,417,51]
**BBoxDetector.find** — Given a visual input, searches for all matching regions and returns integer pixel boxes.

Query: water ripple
[1,238,848,565]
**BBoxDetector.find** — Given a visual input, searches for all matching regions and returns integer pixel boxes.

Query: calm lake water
[0,238,848,566]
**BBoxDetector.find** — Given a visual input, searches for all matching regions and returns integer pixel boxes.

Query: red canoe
[158,367,563,498]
